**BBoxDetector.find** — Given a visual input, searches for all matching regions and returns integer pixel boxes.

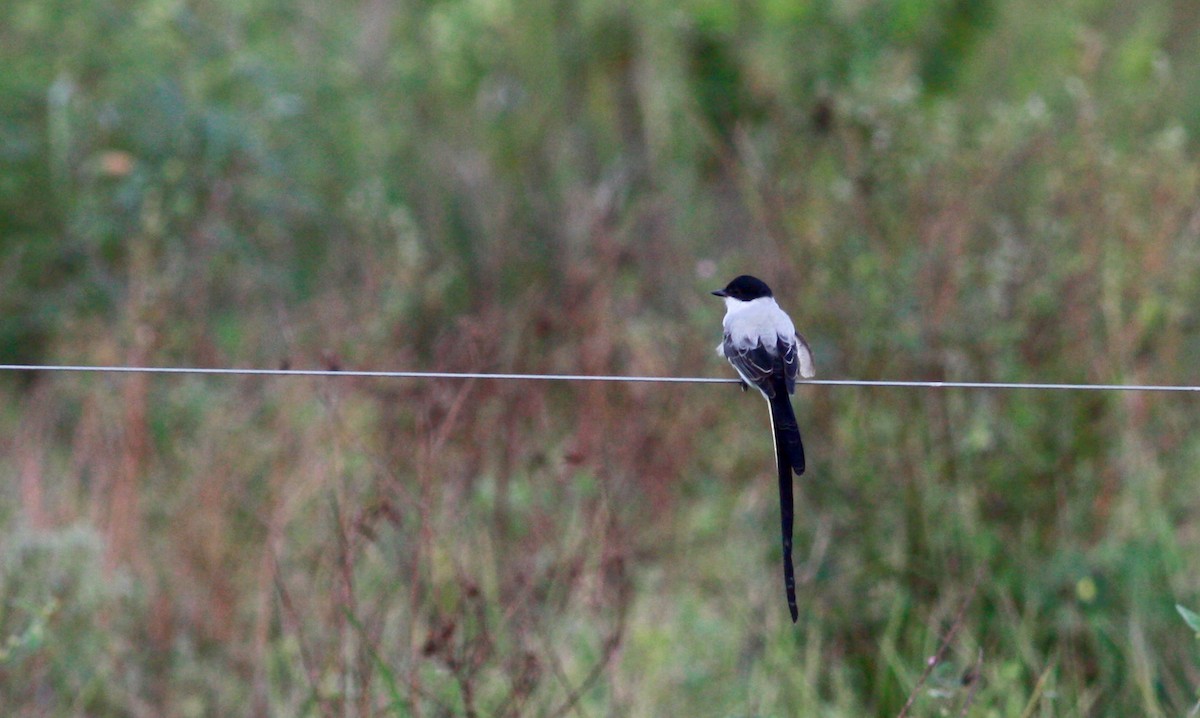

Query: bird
[712,274,815,623]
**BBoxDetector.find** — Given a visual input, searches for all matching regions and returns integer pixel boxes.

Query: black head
[711,274,774,301]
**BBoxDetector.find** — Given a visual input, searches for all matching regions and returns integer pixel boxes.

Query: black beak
[711,289,727,297]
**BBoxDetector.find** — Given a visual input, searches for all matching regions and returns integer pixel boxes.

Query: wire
[1,364,1199,392]
[809,379,1200,392]
[0,364,731,383]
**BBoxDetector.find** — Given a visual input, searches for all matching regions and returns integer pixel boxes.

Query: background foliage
[4,0,1200,715]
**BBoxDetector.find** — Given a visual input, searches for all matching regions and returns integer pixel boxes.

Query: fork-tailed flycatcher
[712,274,815,623]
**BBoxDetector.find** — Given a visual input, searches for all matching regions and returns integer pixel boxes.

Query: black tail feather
[767,388,803,623]
[768,389,805,476]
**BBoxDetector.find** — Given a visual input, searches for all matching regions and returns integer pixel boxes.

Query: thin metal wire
[0,364,731,383]
[802,379,1200,393]
[1,364,1199,392]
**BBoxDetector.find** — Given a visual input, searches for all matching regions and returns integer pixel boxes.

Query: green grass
[4,0,1200,714]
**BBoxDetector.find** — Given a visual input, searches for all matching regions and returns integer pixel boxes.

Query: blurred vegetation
[4,0,1200,714]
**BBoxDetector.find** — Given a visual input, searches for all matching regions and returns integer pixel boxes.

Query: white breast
[723,296,796,350]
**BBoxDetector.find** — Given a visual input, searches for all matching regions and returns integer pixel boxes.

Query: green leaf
[1176,604,1200,635]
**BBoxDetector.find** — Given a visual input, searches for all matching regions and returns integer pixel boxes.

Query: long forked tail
[766,388,804,623]
[767,388,805,476]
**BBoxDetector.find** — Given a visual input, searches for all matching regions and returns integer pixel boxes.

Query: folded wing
[725,332,813,396]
